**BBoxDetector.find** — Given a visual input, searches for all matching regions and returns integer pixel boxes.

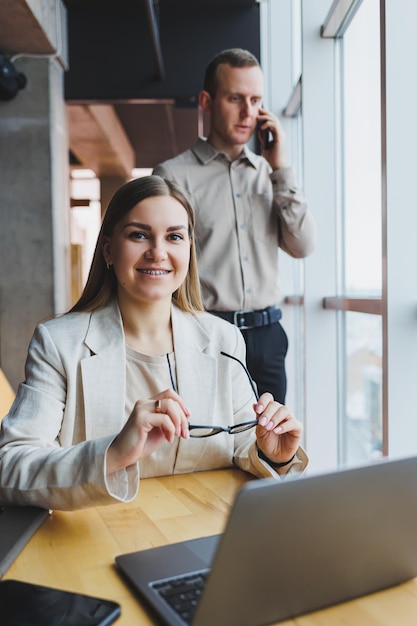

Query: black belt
[209,306,282,330]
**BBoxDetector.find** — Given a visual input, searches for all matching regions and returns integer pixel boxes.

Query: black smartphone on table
[0,579,121,625]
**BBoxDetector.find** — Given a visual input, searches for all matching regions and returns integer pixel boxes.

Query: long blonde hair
[71,175,204,314]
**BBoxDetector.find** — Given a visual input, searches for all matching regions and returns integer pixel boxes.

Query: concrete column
[0,55,69,390]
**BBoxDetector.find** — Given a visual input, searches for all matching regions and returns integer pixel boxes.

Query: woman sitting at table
[0,175,307,511]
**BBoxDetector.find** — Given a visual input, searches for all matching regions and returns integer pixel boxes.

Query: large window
[264,0,417,472]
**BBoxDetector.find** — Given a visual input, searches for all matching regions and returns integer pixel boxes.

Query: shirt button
[236,193,241,198]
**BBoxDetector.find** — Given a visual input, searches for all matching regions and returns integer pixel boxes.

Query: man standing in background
[154,48,316,403]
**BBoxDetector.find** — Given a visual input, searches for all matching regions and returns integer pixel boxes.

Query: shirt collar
[192,137,259,169]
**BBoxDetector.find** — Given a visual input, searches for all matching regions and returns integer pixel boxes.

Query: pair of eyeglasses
[167,350,259,438]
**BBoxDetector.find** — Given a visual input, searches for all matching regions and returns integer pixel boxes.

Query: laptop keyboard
[151,569,210,624]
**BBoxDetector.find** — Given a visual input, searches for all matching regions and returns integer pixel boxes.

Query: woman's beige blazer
[0,300,307,510]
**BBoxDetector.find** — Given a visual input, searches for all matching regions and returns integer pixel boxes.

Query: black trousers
[240,321,288,404]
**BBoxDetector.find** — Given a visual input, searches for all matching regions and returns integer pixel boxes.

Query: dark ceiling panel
[64,0,260,102]
[64,1,158,100]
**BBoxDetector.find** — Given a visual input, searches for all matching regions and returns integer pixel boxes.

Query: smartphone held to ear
[263,128,275,149]
[257,121,274,150]
[0,579,121,625]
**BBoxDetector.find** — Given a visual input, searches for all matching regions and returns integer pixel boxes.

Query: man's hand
[257,107,288,170]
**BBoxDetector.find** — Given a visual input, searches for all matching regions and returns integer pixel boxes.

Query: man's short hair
[203,48,260,97]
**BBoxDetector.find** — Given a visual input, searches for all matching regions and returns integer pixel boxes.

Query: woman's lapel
[81,301,127,439]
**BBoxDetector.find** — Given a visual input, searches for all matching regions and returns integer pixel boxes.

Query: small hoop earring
[106,262,111,270]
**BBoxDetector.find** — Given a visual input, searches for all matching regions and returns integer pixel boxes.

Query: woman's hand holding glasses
[186,352,303,469]
[254,393,303,467]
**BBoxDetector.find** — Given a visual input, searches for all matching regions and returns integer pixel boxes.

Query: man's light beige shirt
[154,137,316,311]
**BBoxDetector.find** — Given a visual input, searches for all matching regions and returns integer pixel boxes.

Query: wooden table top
[5,468,417,625]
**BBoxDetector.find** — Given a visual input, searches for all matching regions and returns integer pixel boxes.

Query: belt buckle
[233,310,252,330]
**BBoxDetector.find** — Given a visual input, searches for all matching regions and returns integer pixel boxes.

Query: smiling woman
[102,195,192,312]
[0,175,307,511]
[71,175,202,316]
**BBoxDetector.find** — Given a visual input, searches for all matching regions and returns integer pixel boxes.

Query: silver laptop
[0,506,49,578]
[116,455,417,626]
